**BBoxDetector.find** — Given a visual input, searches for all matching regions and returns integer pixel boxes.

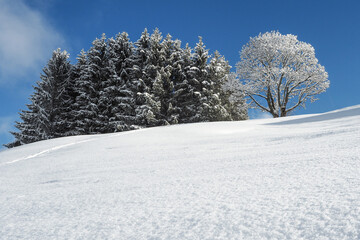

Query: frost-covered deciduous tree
[236,31,329,117]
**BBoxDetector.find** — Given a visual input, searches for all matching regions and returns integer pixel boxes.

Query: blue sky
[0,0,359,147]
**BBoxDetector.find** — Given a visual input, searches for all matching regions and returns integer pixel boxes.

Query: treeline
[6,28,247,148]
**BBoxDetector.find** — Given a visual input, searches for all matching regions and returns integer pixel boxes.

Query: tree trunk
[271,111,279,118]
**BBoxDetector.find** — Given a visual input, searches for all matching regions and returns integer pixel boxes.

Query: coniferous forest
[6,28,248,148]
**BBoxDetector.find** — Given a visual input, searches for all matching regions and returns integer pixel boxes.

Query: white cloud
[0,0,64,82]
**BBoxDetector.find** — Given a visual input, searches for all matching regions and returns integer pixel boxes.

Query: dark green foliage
[6,48,73,147]
[6,29,248,148]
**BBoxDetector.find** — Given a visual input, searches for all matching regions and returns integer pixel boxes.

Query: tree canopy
[236,31,329,117]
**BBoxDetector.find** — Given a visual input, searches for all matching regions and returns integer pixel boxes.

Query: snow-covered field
[1,106,360,239]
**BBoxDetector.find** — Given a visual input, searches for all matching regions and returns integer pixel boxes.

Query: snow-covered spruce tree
[175,37,230,123]
[103,32,135,132]
[200,51,231,121]
[69,49,87,135]
[5,100,40,148]
[152,67,174,125]
[5,49,73,147]
[236,31,329,117]
[221,72,248,120]
[154,34,181,124]
[187,37,210,122]
[75,34,110,134]
[37,48,74,138]
[208,51,248,120]
[172,38,248,122]
[161,35,186,124]
[129,28,152,127]
[61,58,80,136]
[130,28,164,127]
[172,43,198,123]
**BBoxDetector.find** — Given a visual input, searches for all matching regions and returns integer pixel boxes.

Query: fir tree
[6,49,73,147]
[158,34,181,124]
[175,37,211,123]
[152,67,173,125]
[71,49,88,134]
[104,32,135,132]
[191,36,213,122]
[130,28,164,127]
[6,100,40,148]
[172,43,196,123]
[204,50,232,121]
[75,34,109,134]
[221,72,249,120]
[208,52,248,120]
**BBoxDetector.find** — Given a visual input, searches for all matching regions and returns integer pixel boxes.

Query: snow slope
[1,106,360,239]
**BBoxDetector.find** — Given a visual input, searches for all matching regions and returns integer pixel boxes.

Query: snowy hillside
[1,106,360,239]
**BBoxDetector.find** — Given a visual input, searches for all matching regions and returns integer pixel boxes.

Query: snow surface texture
[1,106,360,239]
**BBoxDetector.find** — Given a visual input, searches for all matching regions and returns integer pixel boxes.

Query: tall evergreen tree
[208,52,248,120]
[191,37,215,122]
[38,48,74,138]
[175,37,211,123]
[129,28,151,127]
[61,58,79,136]
[5,99,40,148]
[157,34,180,124]
[6,49,73,147]
[71,49,88,134]
[151,67,174,125]
[221,72,249,120]
[75,34,109,134]
[172,43,196,123]
[166,39,187,124]
[104,32,135,132]
[204,50,232,121]
[130,28,165,127]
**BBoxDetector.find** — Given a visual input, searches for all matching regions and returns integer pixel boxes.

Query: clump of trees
[6,30,330,148]
[236,31,329,118]
[5,28,248,148]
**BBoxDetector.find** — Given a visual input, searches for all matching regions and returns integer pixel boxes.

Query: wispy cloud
[0,0,64,82]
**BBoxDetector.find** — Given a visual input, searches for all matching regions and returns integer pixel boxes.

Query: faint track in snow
[0,139,93,166]
[0,128,150,166]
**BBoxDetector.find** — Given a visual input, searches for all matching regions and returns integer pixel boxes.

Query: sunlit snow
[1,105,359,239]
